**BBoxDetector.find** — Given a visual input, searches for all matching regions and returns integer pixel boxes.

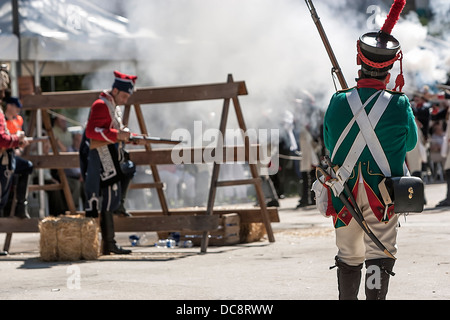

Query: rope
[357,40,405,92]
[357,40,402,69]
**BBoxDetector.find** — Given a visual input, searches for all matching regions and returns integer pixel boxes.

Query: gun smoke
[83,0,449,129]
[80,0,450,209]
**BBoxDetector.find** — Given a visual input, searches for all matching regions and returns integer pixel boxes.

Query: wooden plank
[128,182,163,190]
[0,207,278,233]
[0,215,220,233]
[28,184,63,192]
[22,90,100,110]
[129,207,280,224]
[216,178,258,187]
[113,215,220,232]
[22,145,264,169]
[21,82,248,110]
[0,218,40,233]
[63,207,279,224]
[23,152,79,169]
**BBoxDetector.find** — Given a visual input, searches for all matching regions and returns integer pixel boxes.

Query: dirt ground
[0,182,449,301]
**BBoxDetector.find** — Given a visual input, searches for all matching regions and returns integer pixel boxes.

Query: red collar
[356,78,386,90]
[100,90,116,105]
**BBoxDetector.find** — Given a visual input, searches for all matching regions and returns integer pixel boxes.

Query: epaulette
[336,86,356,94]
[385,88,404,95]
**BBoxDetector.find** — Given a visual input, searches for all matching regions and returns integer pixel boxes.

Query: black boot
[365,258,395,300]
[446,169,450,200]
[333,256,363,300]
[15,173,30,219]
[113,177,132,217]
[113,202,132,217]
[100,211,131,255]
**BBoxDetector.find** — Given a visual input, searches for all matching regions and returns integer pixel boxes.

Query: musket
[436,84,450,92]
[320,156,396,260]
[90,135,183,149]
[129,135,184,145]
[24,136,49,143]
[305,0,348,90]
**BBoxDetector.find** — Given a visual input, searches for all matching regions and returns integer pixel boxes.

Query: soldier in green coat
[322,0,418,300]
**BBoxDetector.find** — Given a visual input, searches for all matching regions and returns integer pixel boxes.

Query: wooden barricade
[1,74,279,253]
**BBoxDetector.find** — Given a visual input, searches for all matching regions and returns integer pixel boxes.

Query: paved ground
[0,182,449,301]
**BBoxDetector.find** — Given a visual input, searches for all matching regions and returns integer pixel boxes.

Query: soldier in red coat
[3,97,34,219]
[0,68,30,219]
[80,71,139,255]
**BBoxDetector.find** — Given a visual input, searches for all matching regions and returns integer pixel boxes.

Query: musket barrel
[25,136,49,143]
[305,0,348,90]
[129,136,183,145]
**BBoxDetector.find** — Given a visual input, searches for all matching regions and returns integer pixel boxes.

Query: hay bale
[56,217,82,261]
[81,218,100,260]
[239,222,266,243]
[39,215,99,262]
[39,217,58,262]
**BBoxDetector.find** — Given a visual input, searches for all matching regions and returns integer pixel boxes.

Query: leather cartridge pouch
[379,177,424,213]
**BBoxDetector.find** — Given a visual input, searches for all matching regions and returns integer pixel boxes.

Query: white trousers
[335,184,399,266]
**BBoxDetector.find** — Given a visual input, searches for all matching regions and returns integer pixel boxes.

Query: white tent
[0,0,138,76]
[0,33,18,61]
[0,0,142,217]
[0,0,18,61]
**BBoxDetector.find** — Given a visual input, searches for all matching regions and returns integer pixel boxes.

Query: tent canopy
[0,33,18,61]
[0,0,138,75]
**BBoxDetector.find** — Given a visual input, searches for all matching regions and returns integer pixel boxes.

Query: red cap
[357,0,406,91]
[113,70,138,94]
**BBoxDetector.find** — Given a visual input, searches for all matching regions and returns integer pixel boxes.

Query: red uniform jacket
[85,91,120,143]
[0,111,20,149]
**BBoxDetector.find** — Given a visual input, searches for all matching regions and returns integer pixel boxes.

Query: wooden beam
[28,184,63,192]
[113,215,220,232]
[129,207,280,224]
[22,153,77,169]
[216,178,258,187]
[22,145,264,169]
[128,182,164,190]
[0,207,278,233]
[21,81,248,110]
[0,218,40,233]
[0,215,220,233]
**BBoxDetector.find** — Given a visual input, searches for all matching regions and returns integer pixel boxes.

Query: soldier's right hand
[117,130,131,142]
[16,131,30,148]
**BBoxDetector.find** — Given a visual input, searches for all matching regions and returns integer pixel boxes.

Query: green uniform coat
[324,86,417,228]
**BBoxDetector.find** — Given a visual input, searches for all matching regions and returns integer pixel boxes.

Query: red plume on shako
[357,0,406,91]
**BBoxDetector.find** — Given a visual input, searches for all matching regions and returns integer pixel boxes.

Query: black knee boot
[100,210,131,255]
[446,169,450,201]
[15,173,30,219]
[113,176,132,217]
[334,256,363,300]
[365,258,395,300]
